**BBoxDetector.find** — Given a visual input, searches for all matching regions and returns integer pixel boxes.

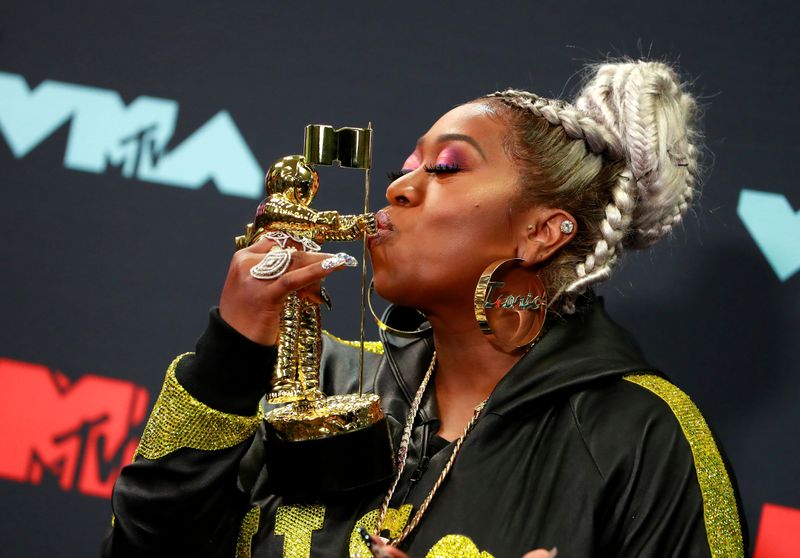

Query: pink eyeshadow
[435,147,467,168]
[402,152,421,171]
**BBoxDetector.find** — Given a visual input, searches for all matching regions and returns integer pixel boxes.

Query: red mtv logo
[0,358,149,498]
[755,503,800,558]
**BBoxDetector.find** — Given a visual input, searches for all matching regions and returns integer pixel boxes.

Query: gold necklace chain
[374,351,487,546]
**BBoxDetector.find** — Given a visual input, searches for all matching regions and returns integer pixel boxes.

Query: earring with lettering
[474,259,547,351]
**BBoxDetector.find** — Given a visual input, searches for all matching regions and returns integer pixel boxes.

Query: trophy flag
[304,125,372,169]
[304,124,373,397]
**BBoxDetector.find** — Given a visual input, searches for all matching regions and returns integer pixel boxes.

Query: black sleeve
[102,308,276,558]
[574,376,746,558]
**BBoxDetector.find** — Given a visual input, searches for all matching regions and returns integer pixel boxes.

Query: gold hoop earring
[368,280,432,338]
[474,259,547,351]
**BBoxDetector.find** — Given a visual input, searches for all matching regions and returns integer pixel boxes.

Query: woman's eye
[423,163,462,174]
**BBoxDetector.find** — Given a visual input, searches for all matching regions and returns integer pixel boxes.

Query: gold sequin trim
[426,535,494,558]
[323,331,384,355]
[349,504,413,557]
[135,353,264,460]
[274,504,326,558]
[624,374,744,558]
[236,506,261,558]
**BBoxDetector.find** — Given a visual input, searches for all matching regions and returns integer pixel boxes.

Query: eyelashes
[423,163,462,174]
[386,164,463,182]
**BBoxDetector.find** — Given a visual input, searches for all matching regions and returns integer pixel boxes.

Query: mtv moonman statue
[237,155,375,403]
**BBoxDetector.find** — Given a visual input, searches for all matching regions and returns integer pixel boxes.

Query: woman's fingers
[364,544,558,558]
[296,282,332,309]
[297,282,324,305]
[379,546,409,558]
[271,252,357,299]
[522,548,557,558]
[238,249,355,299]
[356,528,410,558]
[219,247,358,345]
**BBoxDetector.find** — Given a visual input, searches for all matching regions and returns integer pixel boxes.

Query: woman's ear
[515,207,577,267]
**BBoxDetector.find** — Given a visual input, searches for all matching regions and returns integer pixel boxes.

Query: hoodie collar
[378,296,658,419]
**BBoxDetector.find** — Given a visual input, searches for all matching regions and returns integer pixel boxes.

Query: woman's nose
[385,173,422,207]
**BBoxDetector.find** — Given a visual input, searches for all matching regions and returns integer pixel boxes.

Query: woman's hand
[369,549,556,558]
[219,239,358,346]
[522,550,558,558]
[357,528,557,558]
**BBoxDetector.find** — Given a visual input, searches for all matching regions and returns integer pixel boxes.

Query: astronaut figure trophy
[234,125,394,496]
[241,155,375,403]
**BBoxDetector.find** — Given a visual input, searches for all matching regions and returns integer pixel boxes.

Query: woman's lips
[375,209,394,231]
[369,209,394,246]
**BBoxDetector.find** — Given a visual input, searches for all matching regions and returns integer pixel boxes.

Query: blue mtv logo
[738,189,800,281]
[0,71,263,199]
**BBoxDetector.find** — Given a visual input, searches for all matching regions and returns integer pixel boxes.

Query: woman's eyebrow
[416,133,487,161]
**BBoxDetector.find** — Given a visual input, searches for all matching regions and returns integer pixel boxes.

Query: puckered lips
[369,209,394,246]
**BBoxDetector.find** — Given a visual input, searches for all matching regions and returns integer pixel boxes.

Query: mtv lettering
[0,71,263,198]
[0,358,149,498]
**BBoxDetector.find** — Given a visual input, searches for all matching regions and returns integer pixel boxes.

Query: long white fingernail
[321,253,358,270]
[548,547,558,558]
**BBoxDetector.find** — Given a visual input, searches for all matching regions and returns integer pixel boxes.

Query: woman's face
[369,102,529,314]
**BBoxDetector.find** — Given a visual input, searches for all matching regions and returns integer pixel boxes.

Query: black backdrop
[1,1,798,556]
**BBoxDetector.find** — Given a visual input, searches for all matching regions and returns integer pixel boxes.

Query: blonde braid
[576,61,699,249]
[483,61,700,313]
[488,89,637,312]
[487,89,624,159]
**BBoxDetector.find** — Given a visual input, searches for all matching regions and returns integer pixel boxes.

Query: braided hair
[481,60,700,313]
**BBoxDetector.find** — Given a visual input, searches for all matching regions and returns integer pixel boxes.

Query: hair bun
[575,60,700,248]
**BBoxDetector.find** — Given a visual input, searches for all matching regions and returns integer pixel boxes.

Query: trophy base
[263,393,395,497]
[267,387,324,405]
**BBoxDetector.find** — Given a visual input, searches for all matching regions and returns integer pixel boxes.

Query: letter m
[0,71,177,175]
[0,358,149,498]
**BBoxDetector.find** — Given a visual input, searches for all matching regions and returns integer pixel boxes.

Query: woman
[103,60,746,557]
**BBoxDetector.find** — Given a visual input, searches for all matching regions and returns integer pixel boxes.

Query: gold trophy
[235,124,394,496]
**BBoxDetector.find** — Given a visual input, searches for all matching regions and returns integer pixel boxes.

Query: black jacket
[103,297,746,557]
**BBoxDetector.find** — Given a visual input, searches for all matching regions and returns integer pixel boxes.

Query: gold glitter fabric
[624,374,744,558]
[235,506,261,558]
[348,504,413,557]
[274,504,326,558]
[135,353,264,460]
[323,331,385,355]
[426,535,494,558]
